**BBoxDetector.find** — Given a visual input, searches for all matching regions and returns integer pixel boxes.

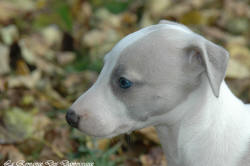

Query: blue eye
[118,77,133,89]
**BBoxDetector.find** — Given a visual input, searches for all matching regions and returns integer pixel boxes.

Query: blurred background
[0,0,249,165]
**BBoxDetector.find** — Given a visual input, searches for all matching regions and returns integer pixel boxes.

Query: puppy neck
[155,75,248,166]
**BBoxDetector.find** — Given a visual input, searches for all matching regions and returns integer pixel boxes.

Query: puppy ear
[187,37,229,97]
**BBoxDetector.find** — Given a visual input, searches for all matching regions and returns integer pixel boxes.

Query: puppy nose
[66,109,80,128]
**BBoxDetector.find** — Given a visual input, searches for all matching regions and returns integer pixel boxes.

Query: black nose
[66,109,80,128]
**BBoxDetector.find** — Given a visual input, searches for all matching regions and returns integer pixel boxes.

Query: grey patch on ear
[188,36,229,97]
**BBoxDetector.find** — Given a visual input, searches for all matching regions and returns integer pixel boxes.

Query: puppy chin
[77,122,134,138]
[77,126,111,138]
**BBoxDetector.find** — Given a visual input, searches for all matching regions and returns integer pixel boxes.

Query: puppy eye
[118,77,133,89]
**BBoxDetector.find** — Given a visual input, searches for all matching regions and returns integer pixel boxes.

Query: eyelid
[121,75,139,84]
[127,70,143,81]
[118,76,133,85]
[119,76,145,87]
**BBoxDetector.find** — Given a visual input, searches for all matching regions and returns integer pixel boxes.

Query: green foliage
[55,1,73,32]
[68,130,123,166]
[4,108,34,140]
[78,143,122,166]
[66,49,104,73]
[46,109,67,119]
[32,0,73,32]
[226,17,249,35]
[90,0,134,14]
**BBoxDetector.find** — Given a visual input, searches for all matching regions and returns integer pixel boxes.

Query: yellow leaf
[16,60,30,75]
[138,127,160,144]
[97,138,110,150]
[180,10,203,25]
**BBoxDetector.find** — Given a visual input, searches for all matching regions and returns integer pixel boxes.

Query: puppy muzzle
[66,109,80,128]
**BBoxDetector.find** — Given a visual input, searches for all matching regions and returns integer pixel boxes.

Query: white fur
[69,22,250,166]
[156,76,250,166]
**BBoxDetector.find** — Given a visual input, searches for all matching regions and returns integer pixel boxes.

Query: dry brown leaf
[140,147,167,166]
[0,78,8,93]
[16,60,30,75]
[0,25,19,45]
[56,51,76,65]
[138,127,160,144]
[37,85,71,109]
[41,25,62,49]
[95,8,122,29]
[0,1,34,23]
[82,29,107,47]
[19,35,54,60]
[8,70,41,89]
[163,3,192,18]
[139,12,154,28]
[227,45,250,68]
[146,0,171,18]
[0,44,10,75]
[19,35,64,75]
[179,10,204,25]
[33,114,51,139]
[73,1,92,23]
[122,12,137,26]
[225,0,250,17]
[226,59,250,79]
[97,138,111,151]
[0,145,25,162]
[202,27,230,41]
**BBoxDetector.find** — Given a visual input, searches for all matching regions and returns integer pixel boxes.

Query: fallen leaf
[0,1,34,24]
[2,108,34,143]
[36,85,71,109]
[97,138,110,151]
[138,127,159,144]
[146,0,171,18]
[56,51,76,65]
[95,8,122,28]
[226,59,250,79]
[0,145,25,162]
[8,70,41,89]
[140,147,167,166]
[227,44,250,68]
[139,12,154,28]
[82,29,107,47]
[202,26,230,42]
[180,10,204,25]
[226,17,249,35]
[16,60,30,75]
[41,25,63,49]
[0,44,10,75]
[0,25,19,45]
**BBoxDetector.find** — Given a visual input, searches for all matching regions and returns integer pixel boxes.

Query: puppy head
[66,21,229,137]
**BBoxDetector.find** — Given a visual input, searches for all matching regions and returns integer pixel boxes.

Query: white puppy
[66,20,250,166]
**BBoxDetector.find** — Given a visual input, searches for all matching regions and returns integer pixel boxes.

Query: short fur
[67,20,250,166]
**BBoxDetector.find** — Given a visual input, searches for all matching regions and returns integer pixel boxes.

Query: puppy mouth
[77,123,134,139]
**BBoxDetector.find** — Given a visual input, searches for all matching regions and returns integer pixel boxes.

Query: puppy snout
[66,109,80,128]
